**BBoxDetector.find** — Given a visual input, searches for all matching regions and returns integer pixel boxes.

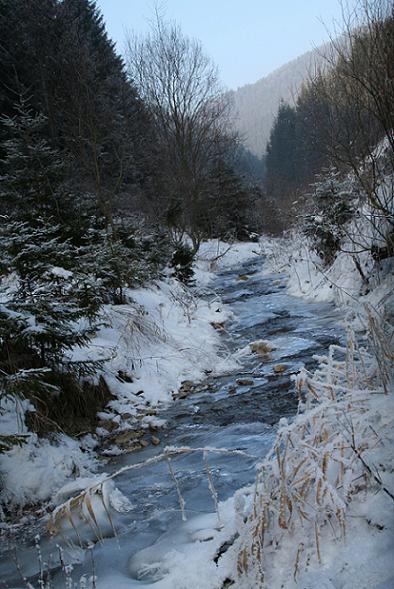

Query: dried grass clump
[235,310,393,588]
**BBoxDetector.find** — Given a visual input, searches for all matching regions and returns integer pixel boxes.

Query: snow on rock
[0,429,97,508]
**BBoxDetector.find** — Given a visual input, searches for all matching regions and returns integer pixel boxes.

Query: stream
[1,256,344,587]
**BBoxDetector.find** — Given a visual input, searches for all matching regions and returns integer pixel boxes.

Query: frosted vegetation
[0,1,393,588]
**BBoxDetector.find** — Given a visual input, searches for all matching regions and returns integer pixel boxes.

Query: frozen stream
[1,257,344,587]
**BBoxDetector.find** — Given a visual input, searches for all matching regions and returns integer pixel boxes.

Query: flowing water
[1,257,344,587]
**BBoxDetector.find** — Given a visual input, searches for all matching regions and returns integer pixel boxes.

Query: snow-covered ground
[0,241,259,510]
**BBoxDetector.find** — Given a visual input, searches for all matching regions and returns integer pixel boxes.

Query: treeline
[0,0,266,449]
[264,0,394,264]
[265,1,394,206]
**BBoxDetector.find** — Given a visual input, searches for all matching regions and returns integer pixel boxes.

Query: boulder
[236,378,254,386]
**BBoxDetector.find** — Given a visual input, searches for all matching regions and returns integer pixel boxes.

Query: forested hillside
[229,44,329,157]
[265,2,394,240]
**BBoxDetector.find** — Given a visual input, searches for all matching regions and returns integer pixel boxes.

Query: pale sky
[96,0,355,90]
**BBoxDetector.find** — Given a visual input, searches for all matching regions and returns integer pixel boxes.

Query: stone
[97,419,118,432]
[211,322,225,330]
[238,274,249,281]
[273,364,288,373]
[140,439,149,448]
[151,435,161,446]
[180,380,194,390]
[249,340,276,355]
[236,378,254,386]
[140,408,157,416]
[117,370,133,383]
[114,430,141,445]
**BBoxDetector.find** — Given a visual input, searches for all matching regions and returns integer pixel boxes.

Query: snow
[81,276,238,416]
[48,266,74,279]
[97,225,392,589]
[114,293,393,589]
[133,228,391,589]
[0,429,97,508]
[194,239,261,287]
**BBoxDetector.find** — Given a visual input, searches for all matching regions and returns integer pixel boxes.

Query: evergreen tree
[207,160,256,239]
[170,244,195,286]
[0,0,155,222]
[304,168,356,265]
[0,101,101,382]
[265,101,298,204]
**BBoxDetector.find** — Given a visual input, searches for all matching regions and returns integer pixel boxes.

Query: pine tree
[84,219,172,304]
[0,0,154,222]
[206,160,256,239]
[265,101,298,203]
[0,100,102,382]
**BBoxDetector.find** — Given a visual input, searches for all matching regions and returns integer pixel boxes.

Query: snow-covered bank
[0,242,259,511]
[3,233,392,589]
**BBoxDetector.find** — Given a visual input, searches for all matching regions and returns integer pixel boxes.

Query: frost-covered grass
[8,312,393,589]
[63,307,390,589]
[232,315,394,588]
[93,230,392,589]
[3,233,392,589]
[77,276,236,414]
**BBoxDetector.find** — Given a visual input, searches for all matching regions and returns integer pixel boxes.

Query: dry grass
[234,309,393,588]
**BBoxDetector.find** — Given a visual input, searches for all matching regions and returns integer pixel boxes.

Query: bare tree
[126,12,234,251]
[322,0,394,223]
[300,0,394,266]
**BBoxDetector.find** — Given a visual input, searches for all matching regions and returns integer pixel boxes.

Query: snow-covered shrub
[170,243,195,285]
[85,221,172,305]
[304,168,357,266]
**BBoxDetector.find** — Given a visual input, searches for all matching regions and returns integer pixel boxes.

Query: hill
[229,44,330,156]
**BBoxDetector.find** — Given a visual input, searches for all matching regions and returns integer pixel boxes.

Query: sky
[96,0,355,90]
